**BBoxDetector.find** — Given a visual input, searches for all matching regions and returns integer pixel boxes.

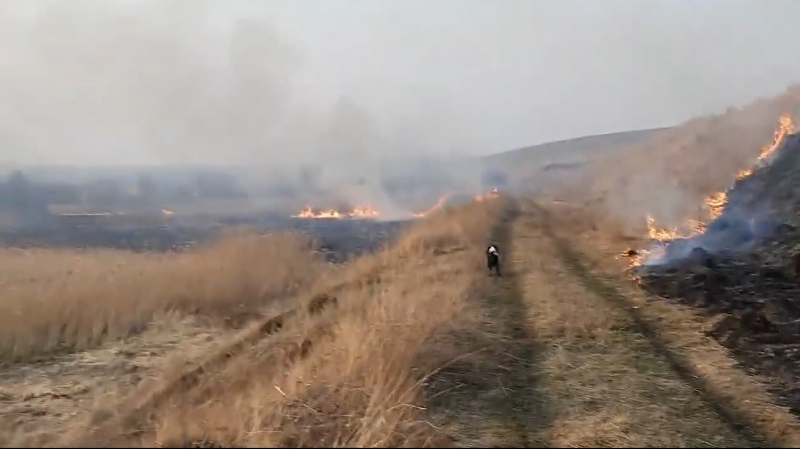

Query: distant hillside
[480,127,671,170]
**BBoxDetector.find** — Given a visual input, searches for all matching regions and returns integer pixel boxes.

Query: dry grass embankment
[587,85,800,223]
[542,200,800,447]
[52,197,510,448]
[0,231,326,365]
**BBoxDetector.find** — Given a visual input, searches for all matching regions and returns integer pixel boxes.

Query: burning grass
[581,85,800,230]
[291,188,501,221]
[563,111,800,444]
[534,200,800,447]
[498,200,761,447]
[0,232,326,365]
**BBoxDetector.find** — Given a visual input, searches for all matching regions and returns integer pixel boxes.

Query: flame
[704,191,727,221]
[411,188,500,217]
[628,114,795,274]
[737,113,795,180]
[646,215,681,242]
[350,206,381,218]
[293,205,380,220]
[411,194,452,218]
[293,188,501,220]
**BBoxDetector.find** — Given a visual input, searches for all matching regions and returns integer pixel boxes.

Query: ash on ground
[0,213,407,263]
[635,132,800,414]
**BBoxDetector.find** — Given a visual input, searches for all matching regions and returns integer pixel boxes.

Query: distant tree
[85,179,122,210]
[2,171,51,224]
[7,170,29,195]
[137,173,158,201]
[6,170,31,213]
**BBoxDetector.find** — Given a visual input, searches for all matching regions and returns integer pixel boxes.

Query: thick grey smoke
[0,0,302,167]
[3,0,800,216]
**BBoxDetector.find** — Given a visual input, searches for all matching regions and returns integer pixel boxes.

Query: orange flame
[630,114,795,273]
[293,205,380,220]
[646,215,681,242]
[411,194,451,218]
[704,191,727,221]
[737,113,795,180]
[293,188,501,220]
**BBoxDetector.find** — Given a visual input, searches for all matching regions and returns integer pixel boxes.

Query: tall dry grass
[586,84,800,223]
[0,232,326,364]
[73,198,508,448]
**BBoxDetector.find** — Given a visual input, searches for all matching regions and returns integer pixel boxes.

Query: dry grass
[506,199,754,447]
[544,200,800,447]
[0,231,325,364]
[45,198,509,448]
[550,84,800,226]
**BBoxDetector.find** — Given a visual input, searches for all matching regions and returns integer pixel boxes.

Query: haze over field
[0,0,799,168]
[8,2,800,447]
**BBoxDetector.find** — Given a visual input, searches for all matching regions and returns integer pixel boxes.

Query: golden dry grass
[541,199,800,447]
[66,199,508,448]
[533,84,800,226]
[503,199,756,447]
[0,197,509,448]
[0,231,326,364]
[11,78,800,446]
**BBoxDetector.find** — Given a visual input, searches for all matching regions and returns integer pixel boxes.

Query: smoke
[602,168,698,234]
[6,0,800,216]
[0,0,302,167]
[638,130,800,268]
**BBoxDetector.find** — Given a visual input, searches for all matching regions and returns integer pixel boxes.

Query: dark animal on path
[487,244,501,277]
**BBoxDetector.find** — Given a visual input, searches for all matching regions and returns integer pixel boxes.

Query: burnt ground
[636,228,800,416]
[219,215,408,262]
[630,129,800,417]
[0,215,408,262]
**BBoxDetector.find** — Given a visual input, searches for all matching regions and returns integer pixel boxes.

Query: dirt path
[545,200,800,448]
[493,198,762,447]
[422,203,553,447]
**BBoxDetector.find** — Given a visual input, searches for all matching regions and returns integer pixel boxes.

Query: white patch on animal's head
[488,245,498,254]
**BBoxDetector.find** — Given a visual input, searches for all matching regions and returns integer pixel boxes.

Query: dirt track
[475,199,765,447]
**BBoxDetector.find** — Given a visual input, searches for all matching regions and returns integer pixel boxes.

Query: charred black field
[634,128,800,414]
[0,213,409,262]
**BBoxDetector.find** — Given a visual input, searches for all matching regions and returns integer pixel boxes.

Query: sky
[1,0,800,167]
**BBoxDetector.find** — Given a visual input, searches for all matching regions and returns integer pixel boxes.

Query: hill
[481,127,670,169]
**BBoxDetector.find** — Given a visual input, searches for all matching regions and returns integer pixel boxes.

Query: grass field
[8,85,800,447]
[0,198,510,447]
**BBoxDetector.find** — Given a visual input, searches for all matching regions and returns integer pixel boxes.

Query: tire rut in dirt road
[424,200,556,447]
[529,200,770,446]
[512,199,761,448]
